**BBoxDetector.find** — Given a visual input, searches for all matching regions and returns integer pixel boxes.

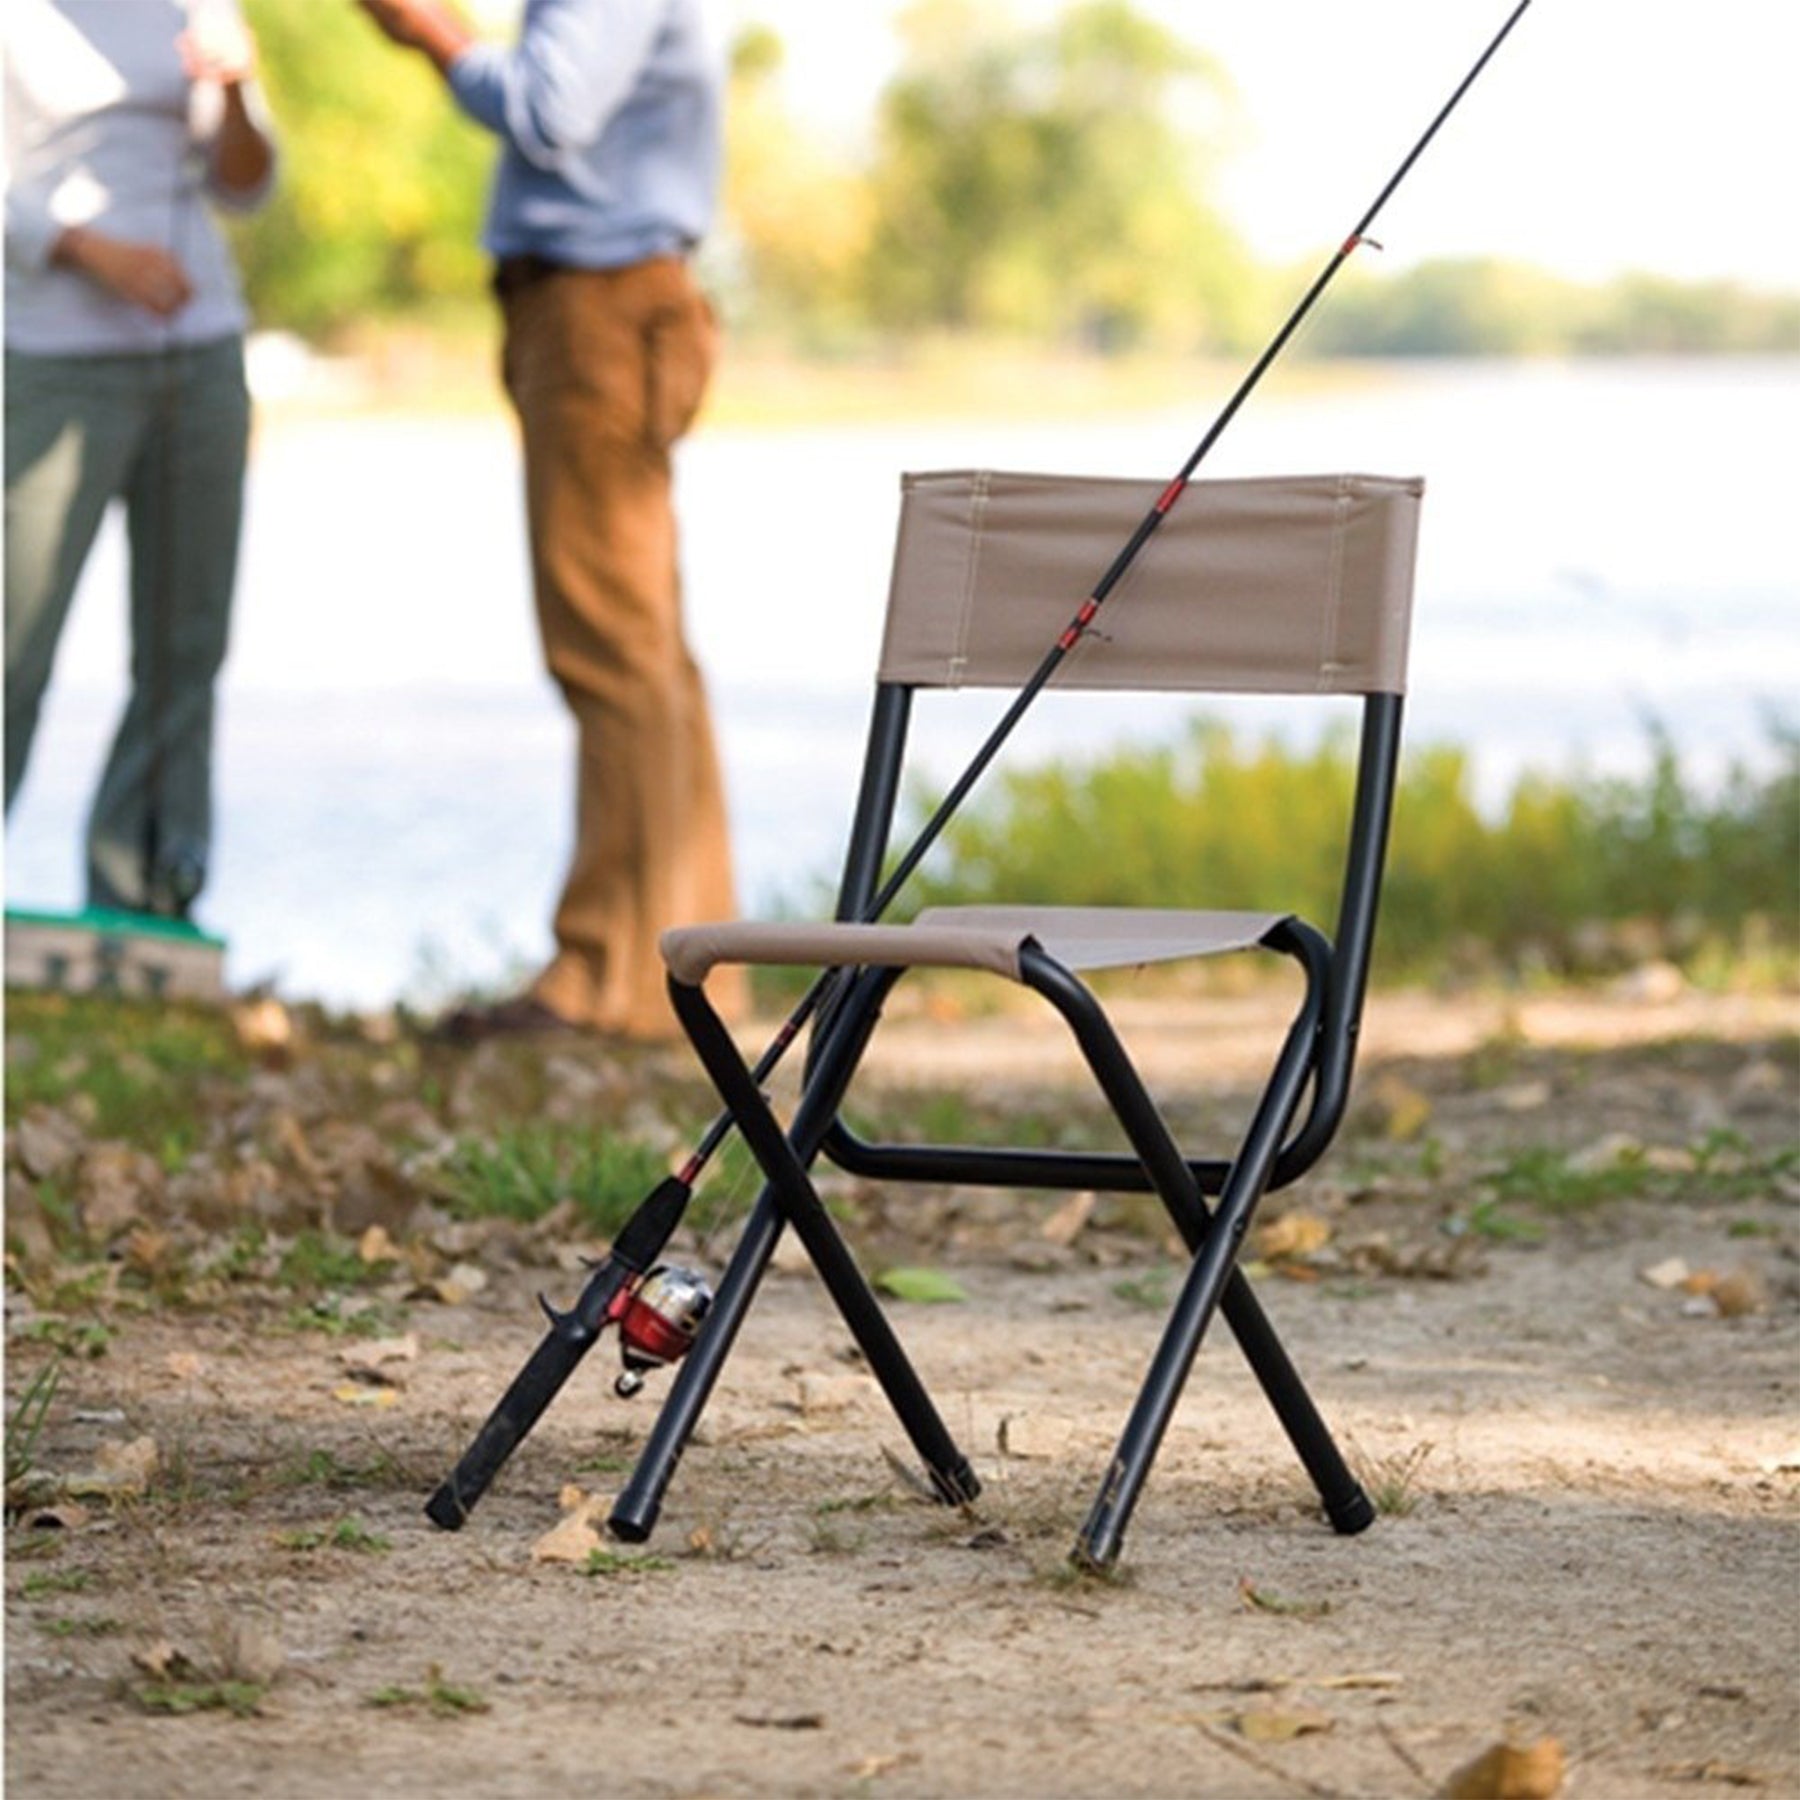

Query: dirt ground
[5,985,1798,1799]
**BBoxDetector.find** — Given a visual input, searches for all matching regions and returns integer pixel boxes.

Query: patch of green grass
[814,1491,905,1517]
[7,1533,66,1562]
[284,1294,408,1340]
[581,1548,675,1578]
[1484,1137,1799,1215]
[1238,1577,1333,1619]
[367,1667,489,1717]
[853,1089,1089,1152]
[277,1515,391,1555]
[1042,1555,1137,1592]
[14,1316,116,1359]
[132,1680,267,1718]
[809,1486,905,1555]
[1111,1267,1177,1311]
[21,1570,92,1598]
[277,1446,408,1494]
[5,1356,63,1488]
[872,1266,968,1304]
[1350,1440,1434,1518]
[1462,1199,1548,1244]
[1488,1145,1651,1210]
[571,1452,631,1475]
[278,1231,377,1297]
[41,1614,124,1638]
[5,992,250,1161]
[1727,1218,1784,1240]
[438,1126,672,1238]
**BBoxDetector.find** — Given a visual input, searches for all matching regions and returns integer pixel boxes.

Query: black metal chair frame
[610,481,1413,1569]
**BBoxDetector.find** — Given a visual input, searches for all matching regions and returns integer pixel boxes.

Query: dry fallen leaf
[220,1619,286,1687]
[1252,1212,1332,1263]
[1232,1705,1334,1743]
[423,1261,490,1305]
[1369,1074,1433,1143]
[358,1224,400,1265]
[846,1754,910,1780]
[331,1385,398,1408]
[1040,1190,1097,1248]
[532,1493,612,1564]
[1239,1576,1332,1619]
[1441,1735,1565,1799]
[792,1371,874,1416]
[338,1333,419,1373]
[133,1640,199,1682]
[73,1145,162,1242]
[61,1435,160,1500]
[1711,1269,1768,1318]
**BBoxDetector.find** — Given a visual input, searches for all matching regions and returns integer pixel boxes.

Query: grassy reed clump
[902,716,1798,985]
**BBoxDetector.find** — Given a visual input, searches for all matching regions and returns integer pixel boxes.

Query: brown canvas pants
[499,255,743,1039]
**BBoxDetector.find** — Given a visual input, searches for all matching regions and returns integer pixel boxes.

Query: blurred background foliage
[237,0,1800,355]
[904,718,1800,983]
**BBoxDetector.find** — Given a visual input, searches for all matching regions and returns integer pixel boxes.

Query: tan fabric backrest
[877,470,1423,696]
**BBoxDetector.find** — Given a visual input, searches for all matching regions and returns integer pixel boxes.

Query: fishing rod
[425,0,1535,1532]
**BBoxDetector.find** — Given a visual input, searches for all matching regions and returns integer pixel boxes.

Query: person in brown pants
[357,0,743,1040]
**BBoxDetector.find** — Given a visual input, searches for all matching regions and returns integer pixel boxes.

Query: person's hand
[52,228,194,318]
[356,0,428,47]
[355,0,474,72]
[178,4,257,86]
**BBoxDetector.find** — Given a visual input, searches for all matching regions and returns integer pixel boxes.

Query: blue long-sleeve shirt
[446,0,720,269]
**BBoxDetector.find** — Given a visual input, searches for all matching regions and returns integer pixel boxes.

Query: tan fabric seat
[661,906,1286,988]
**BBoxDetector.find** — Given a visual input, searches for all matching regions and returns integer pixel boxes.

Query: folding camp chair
[609,468,1423,1568]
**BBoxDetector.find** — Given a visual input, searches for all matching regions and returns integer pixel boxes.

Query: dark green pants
[4,337,249,914]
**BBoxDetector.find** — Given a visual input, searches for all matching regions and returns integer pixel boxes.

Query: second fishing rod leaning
[425,0,1536,1534]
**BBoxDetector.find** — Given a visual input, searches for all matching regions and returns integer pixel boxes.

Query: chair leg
[1018,945,1372,1558]
[1219,1278,1375,1538]
[610,970,979,1545]
[1072,963,1337,1569]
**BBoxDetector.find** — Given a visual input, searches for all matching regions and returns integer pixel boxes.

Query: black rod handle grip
[424,1295,615,1530]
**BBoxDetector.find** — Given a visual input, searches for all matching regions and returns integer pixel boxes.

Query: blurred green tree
[717,25,877,347]
[234,0,491,336]
[861,0,1256,349]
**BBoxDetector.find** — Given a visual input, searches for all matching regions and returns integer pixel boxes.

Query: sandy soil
[5,989,1797,1799]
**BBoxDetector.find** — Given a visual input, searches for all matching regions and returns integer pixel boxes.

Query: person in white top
[5,0,278,920]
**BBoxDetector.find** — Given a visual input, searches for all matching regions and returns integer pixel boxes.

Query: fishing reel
[606,1264,713,1398]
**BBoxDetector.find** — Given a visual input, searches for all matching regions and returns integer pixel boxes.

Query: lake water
[6,357,1796,1009]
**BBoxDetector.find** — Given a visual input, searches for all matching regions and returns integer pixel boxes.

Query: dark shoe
[428,994,582,1045]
